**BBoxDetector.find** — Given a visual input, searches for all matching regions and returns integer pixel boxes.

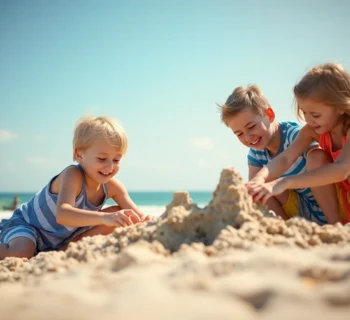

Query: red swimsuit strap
[319,132,350,223]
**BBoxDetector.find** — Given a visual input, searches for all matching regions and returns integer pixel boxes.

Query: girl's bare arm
[249,125,318,183]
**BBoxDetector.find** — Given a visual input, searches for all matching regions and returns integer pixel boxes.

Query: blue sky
[0,0,349,192]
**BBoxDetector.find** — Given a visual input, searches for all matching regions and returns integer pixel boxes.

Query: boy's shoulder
[248,121,303,162]
[279,121,302,131]
[247,145,267,162]
[279,121,303,142]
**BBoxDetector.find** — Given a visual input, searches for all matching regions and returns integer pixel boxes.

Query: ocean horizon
[0,191,213,219]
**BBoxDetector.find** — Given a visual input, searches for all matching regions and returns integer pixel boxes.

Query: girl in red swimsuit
[246,63,350,224]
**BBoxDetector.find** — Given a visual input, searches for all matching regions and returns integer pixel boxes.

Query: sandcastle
[0,168,350,320]
[1,167,349,283]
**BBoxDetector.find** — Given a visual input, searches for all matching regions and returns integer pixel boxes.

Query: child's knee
[8,238,36,259]
[274,190,290,206]
[9,248,34,259]
[306,148,332,170]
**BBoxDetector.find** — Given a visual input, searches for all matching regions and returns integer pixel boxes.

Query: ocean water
[0,191,213,220]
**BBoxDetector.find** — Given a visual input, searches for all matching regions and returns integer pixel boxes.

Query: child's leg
[306,148,341,224]
[252,187,298,220]
[278,190,301,219]
[266,191,290,220]
[340,188,350,223]
[0,222,38,259]
[0,237,36,260]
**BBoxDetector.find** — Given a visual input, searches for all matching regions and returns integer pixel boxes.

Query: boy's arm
[107,178,148,220]
[249,165,289,219]
[248,165,263,181]
[56,167,106,226]
[250,125,317,183]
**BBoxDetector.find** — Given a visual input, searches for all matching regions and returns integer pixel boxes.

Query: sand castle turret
[151,168,268,252]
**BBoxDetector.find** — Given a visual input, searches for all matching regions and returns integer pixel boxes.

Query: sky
[0,0,349,193]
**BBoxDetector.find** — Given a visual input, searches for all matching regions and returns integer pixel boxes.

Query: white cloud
[0,130,18,142]
[189,138,214,150]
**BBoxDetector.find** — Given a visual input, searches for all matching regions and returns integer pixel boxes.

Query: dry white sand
[1,168,349,320]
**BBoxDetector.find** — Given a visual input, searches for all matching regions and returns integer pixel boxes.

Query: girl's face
[75,137,123,186]
[297,98,343,134]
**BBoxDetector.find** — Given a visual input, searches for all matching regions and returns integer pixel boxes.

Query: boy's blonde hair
[73,116,128,160]
[294,63,350,134]
[220,85,270,125]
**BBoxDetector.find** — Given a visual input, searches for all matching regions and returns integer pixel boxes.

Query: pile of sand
[0,168,349,320]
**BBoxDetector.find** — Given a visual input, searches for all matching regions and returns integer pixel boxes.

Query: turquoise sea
[0,191,213,219]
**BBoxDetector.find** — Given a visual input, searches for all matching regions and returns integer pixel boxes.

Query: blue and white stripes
[0,165,108,251]
[248,121,326,225]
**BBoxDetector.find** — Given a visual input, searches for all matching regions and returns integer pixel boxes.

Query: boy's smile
[248,136,261,146]
[75,137,123,186]
[226,108,279,154]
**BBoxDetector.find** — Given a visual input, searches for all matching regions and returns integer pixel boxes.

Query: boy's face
[225,108,274,150]
[75,137,123,185]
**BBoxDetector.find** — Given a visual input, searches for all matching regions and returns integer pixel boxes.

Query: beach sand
[0,168,349,320]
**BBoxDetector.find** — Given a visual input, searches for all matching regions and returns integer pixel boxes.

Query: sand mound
[0,168,349,319]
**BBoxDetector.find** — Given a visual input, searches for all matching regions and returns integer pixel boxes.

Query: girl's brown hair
[294,63,350,134]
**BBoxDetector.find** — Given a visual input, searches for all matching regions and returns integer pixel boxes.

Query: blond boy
[0,116,147,259]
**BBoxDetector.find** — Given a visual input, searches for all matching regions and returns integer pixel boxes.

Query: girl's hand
[102,209,140,227]
[245,178,287,205]
[247,175,265,185]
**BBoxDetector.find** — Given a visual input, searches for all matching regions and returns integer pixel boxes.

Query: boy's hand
[246,178,287,205]
[102,209,141,227]
[142,215,157,222]
[247,176,265,185]
[124,211,153,223]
